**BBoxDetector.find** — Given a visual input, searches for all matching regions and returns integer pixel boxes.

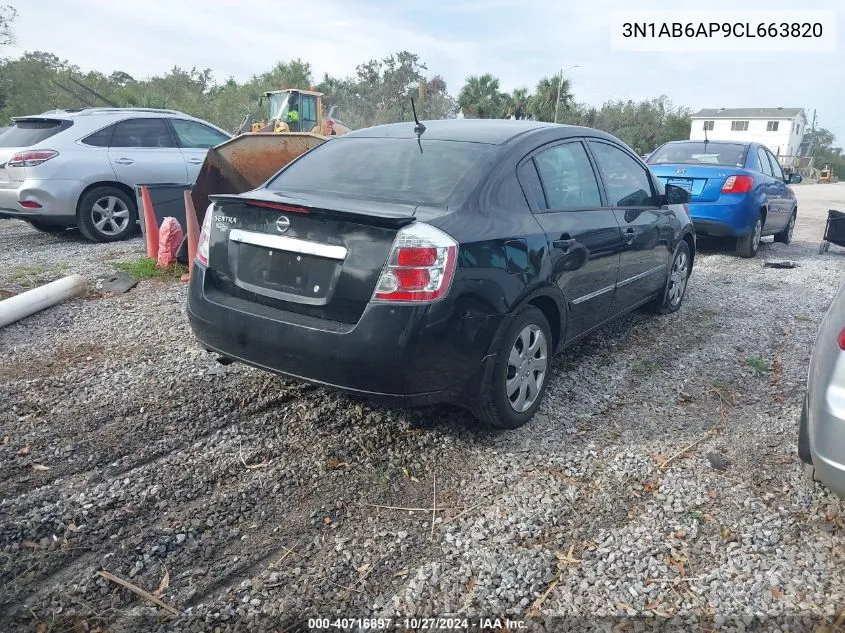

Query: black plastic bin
[134,183,192,238]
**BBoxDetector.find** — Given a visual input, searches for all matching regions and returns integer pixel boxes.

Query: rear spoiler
[209,193,417,230]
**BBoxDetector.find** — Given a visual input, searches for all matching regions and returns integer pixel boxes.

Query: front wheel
[737,214,762,258]
[473,305,552,430]
[649,241,691,315]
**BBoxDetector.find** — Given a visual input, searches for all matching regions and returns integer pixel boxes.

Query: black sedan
[187,120,695,429]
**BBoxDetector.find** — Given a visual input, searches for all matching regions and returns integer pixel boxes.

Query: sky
[7,0,845,144]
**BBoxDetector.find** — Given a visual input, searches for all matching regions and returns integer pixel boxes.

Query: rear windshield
[0,120,72,148]
[266,137,494,205]
[648,142,748,168]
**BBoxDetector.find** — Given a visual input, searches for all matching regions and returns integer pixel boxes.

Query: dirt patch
[0,342,107,381]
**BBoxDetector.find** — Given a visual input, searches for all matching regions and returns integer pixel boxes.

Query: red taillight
[373,223,458,303]
[19,200,43,209]
[8,150,59,168]
[196,204,214,266]
[397,247,438,267]
[247,200,309,214]
[721,175,754,193]
[838,327,845,351]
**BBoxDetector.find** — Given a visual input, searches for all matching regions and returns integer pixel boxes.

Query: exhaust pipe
[0,274,87,329]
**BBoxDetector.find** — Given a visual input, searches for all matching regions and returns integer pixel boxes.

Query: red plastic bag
[156,217,184,268]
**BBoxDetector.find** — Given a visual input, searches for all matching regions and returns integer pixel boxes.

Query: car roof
[661,139,754,147]
[345,119,560,145]
[15,108,192,122]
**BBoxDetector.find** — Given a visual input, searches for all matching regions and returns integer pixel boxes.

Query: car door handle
[553,236,577,251]
[186,158,204,164]
[624,228,635,244]
[113,158,134,165]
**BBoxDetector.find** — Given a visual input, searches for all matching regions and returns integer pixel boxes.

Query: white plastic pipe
[0,274,87,328]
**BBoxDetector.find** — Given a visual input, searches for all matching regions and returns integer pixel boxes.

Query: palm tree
[528,75,574,123]
[502,87,530,119]
[458,74,504,119]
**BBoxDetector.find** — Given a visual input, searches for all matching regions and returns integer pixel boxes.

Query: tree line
[0,4,841,167]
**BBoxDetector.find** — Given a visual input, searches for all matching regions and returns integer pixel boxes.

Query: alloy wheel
[752,218,762,252]
[91,196,130,236]
[505,324,548,413]
[668,249,689,307]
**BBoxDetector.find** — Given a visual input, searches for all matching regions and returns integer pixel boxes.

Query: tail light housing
[373,222,458,303]
[196,204,214,266]
[838,327,845,351]
[8,150,59,168]
[721,175,753,193]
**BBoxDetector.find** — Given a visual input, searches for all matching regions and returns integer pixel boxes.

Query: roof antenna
[411,97,425,153]
[703,122,709,145]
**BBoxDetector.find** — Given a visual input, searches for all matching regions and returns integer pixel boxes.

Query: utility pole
[554,65,579,124]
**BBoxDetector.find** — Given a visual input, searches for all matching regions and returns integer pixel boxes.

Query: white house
[689,108,807,159]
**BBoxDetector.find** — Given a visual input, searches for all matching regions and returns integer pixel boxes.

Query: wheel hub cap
[506,325,548,413]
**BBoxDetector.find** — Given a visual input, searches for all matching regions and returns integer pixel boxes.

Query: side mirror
[665,183,691,205]
[788,173,802,184]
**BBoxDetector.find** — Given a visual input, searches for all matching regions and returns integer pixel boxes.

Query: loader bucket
[190,132,327,222]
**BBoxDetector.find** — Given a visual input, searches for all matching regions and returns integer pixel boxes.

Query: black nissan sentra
[187,119,695,429]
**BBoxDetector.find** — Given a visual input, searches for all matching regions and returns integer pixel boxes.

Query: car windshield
[266,137,494,205]
[648,142,748,168]
[0,119,71,147]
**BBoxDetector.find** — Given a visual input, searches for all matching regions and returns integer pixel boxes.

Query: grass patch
[634,359,662,373]
[112,257,187,280]
[795,314,811,322]
[8,263,68,287]
[686,510,705,523]
[745,356,769,376]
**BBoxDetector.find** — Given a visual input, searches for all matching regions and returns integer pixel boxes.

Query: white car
[0,108,231,241]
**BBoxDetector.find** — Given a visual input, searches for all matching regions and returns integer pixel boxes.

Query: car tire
[649,240,691,315]
[27,219,70,235]
[774,211,796,244]
[473,305,552,430]
[77,186,138,243]
[737,213,763,258]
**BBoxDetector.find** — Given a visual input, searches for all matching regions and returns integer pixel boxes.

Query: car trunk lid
[204,190,425,324]
[649,164,745,202]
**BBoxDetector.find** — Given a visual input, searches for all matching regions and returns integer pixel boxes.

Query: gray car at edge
[0,108,230,241]
[799,272,845,499]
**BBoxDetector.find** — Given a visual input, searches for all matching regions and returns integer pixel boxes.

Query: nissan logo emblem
[276,216,290,233]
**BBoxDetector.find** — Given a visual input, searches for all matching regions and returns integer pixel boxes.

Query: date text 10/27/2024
[308,617,527,630]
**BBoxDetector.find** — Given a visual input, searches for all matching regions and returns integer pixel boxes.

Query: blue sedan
[647,140,802,257]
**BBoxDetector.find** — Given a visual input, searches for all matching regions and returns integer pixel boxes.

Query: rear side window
[0,120,72,147]
[171,119,229,148]
[517,161,547,210]
[82,124,116,147]
[110,118,176,148]
[533,142,601,210]
[266,137,494,205]
[756,148,773,176]
[588,141,659,207]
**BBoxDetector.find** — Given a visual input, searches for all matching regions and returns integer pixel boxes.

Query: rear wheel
[737,213,762,258]
[77,186,138,242]
[473,305,552,430]
[774,211,796,244]
[649,240,691,315]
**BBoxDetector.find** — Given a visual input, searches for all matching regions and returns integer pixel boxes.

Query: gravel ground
[2,186,844,632]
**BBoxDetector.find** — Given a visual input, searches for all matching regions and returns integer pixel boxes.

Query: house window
[703,120,714,131]
[731,120,749,131]
[767,121,779,132]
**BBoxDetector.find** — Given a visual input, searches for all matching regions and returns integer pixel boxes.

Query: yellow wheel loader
[819,164,833,184]
[190,89,352,221]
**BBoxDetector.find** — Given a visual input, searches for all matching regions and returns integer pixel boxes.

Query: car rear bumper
[804,388,845,500]
[186,264,503,407]
[688,198,756,237]
[0,178,84,219]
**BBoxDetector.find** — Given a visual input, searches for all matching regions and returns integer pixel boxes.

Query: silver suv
[0,108,231,241]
